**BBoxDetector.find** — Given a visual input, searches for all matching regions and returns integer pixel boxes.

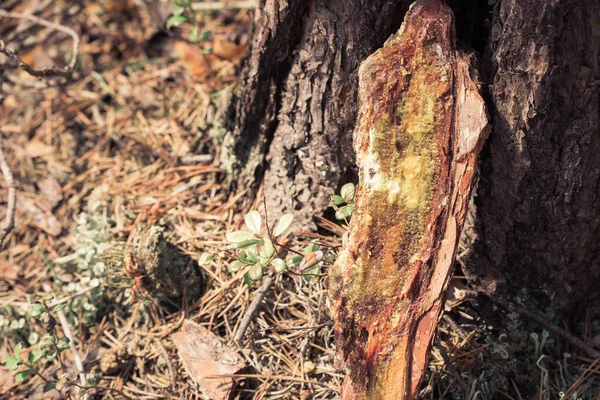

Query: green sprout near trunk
[225,210,295,285]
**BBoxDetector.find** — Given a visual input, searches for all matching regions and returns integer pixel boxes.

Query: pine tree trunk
[463,0,600,312]
[218,0,411,227]
[219,0,600,396]
[222,0,600,312]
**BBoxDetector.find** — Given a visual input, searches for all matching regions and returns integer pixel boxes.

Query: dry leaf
[173,41,211,79]
[17,195,62,236]
[26,141,54,158]
[37,177,63,209]
[212,39,246,62]
[171,319,245,400]
[25,45,55,70]
[0,261,18,281]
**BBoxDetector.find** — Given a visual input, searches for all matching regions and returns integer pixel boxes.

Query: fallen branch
[0,9,80,79]
[0,139,16,250]
[234,275,274,345]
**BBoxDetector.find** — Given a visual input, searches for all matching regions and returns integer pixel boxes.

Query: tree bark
[223,0,600,312]
[329,1,489,398]
[219,0,411,228]
[463,0,600,312]
[220,0,600,396]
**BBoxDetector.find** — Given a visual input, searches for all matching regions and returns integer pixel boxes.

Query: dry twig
[234,275,274,345]
[0,139,16,250]
[0,9,80,78]
[191,1,256,10]
[42,282,89,400]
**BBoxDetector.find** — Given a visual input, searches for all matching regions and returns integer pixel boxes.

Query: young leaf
[228,260,246,273]
[335,204,354,220]
[260,239,275,259]
[244,210,262,234]
[45,349,58,362]
[53,304,67,312]
[246,264,263,283]
[303,242,320,255]
[40,294,54,301]
[332,195,345,206]
[42,337,55,349]
[342,204,354,218]
[43,381,57,393]
[172,6,185,16]
[234,239,262,249]
[271,258,287,273]
[245,246,259,263]
[2,356,23,371]
[57,337,70,351]
[28,349,47,364]
[14,342,23,356]
[237,249,248,261]
[166,14,187,29]
[199,30,212,41]
[15,369,31,383]
[273,213,294,237]
[197,252,215,265]
[189,25,199,42]
[289,255,303,266]
[226,230,254,243]
[302,264,321,282]
[340,182,356,202]
[31,303,46,318]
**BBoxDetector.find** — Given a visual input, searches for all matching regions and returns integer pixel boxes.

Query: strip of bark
[329,1,489,398]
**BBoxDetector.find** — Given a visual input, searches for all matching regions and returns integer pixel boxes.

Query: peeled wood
[329,0,489,398]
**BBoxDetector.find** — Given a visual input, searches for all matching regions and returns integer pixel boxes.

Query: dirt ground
[0,1,598,399]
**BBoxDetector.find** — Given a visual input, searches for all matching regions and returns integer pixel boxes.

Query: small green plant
[214,210,331,285]
[224,211,294,285]
[530,329,550,358]
[2,296,107,397]
[167,0,212,43]
[331,182,355,222]
[51,211,111,326]
[3,297,75,394]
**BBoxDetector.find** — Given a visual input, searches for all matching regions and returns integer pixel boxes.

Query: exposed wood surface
[329,1,489,398]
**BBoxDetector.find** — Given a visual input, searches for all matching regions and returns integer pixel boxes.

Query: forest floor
[0,1,598,399]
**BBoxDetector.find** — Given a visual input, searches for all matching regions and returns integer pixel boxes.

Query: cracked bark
[219,0,411,228]
[219,0,600,396]
[463,0,600,312]
[221,0,600,313]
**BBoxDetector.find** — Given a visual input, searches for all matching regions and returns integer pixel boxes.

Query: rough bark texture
[463,0,600,311]
[329,1,489,398]
[220,0,600,396]
[219,0,411,228]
